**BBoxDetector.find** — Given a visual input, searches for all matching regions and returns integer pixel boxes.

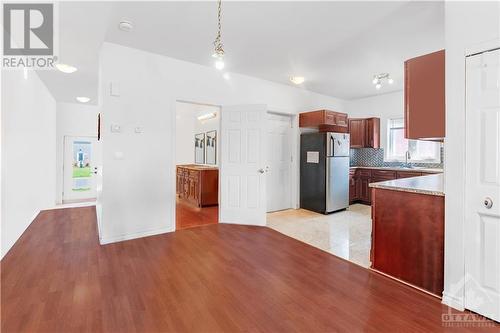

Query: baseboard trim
[99,226,174,245]
[442,292,465,311]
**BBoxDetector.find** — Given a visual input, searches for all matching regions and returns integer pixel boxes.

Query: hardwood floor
[1,207,497,332]
[175,198,218,230]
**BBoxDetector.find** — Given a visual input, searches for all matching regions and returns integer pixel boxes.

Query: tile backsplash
[350,147,444,169]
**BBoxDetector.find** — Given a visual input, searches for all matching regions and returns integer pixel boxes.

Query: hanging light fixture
[212,0,225,70]
[372,73,394,90]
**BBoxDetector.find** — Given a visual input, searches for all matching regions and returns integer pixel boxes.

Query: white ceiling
[38,1,444,104]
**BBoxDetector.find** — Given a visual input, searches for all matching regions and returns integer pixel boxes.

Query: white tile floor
[266,204,372,267]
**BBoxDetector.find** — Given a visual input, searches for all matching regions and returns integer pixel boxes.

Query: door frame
[172,100,222,230]
[266,110,299,211]
[171,101,300,230]
[61,135,99,204]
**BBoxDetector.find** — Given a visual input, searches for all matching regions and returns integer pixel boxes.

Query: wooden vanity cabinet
[299,110,349,133]
[176,165,218,207]
[404,50,445,140]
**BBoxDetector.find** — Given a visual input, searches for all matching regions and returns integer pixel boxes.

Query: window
[386,118,441,163]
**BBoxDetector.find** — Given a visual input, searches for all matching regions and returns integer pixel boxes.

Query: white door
[220,104,267,226]
[63,136,102,202]
[266,112,292,212]
[465,49,500,322]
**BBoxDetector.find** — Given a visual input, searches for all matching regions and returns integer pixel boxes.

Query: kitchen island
[369,174,444,296]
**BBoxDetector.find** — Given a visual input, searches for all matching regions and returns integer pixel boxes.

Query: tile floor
[267,204,372,267]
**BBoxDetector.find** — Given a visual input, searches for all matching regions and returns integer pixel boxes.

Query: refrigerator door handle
[330,135,335,156]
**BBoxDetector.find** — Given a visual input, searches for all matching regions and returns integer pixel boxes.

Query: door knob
[258,168,265,174]
[483,197,493,209]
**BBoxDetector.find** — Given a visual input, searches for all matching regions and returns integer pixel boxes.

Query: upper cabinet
[348,117,380,148]
[404,50,445,140]
[299,110,348,133]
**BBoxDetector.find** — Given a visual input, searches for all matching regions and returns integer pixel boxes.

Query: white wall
[99,42,346,244]
[56,102,100,203]
[175,102,220,165]
[1,69,56,258]
[346,91,403,154]
[443,1,500,310]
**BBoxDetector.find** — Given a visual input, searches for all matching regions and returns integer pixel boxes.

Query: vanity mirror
[206,130,217,165]
[194,133,205,164]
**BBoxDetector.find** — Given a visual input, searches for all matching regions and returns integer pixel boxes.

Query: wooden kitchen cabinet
[404,50,445,140]
[349,169,358,203]
[348,118,380,148]
[364,118,380,148]
[371,187,444,296]
[396,170,422,179]
[299,110,349,133]
[348,119,365,148]
[350,168,441,205]
[176,165,218,207]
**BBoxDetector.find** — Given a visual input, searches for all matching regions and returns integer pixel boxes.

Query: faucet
[405,151,412,168]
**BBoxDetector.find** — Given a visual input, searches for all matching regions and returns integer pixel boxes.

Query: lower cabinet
[349,168,436,205]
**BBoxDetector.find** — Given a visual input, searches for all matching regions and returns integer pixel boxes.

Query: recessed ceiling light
[290,76,305,85]
[118,20,133,32]
[56,63,77,73]
[76,96,90,103]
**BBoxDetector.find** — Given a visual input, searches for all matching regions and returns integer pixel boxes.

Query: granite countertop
[369,174,444,196]
[350,166,443,174]
[177,164,218,170]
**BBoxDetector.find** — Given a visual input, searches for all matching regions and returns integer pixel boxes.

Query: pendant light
[212,0,225,70]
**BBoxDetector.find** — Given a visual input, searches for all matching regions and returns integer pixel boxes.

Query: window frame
[385,117,441,164]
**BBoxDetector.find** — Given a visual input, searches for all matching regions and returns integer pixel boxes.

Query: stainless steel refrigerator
[300,132,350,214]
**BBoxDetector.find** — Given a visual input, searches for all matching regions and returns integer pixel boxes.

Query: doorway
[175,101,220,230]
[266,112,295,212]
[62,136,101,203]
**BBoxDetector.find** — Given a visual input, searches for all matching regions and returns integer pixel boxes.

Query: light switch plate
[111,124,121,133]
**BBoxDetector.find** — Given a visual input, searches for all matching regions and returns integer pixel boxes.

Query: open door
[464,49,500,322]
[220,104,267,226]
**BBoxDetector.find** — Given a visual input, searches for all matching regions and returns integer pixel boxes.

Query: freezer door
[326,156,349,212]
[330,133,350,157]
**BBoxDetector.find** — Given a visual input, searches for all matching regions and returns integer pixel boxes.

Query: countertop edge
[350,166,443,174]
[369,183,445,196]
[369,174,445,197]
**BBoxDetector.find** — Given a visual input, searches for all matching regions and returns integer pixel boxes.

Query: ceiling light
[223,72,230,80]
[118,20,133,32]
[372,73,393,90]
[198,112,217,121]
[212,0,226,70]
[56,63,78,73]
[76,96,90,103]
[290,76,305,85]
